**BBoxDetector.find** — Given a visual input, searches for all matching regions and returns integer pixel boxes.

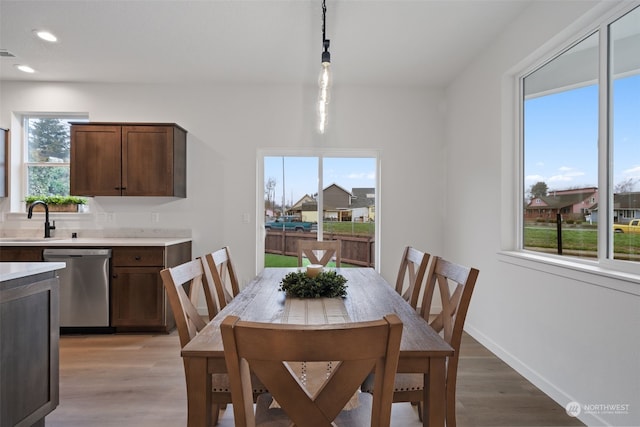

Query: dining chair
[362,256,479,427]
[221,313,403,427]
[297,239,342,267]
[160,260,266,426]
[394,246,430,309]
[202,246,240,311]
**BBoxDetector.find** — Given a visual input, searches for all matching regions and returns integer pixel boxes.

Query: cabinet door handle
[135,256,141,261]
[112,274,118,278]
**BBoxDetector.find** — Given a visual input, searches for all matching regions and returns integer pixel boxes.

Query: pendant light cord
[321,0,330,59]
[322,0,327,44]
[322,0,329,52]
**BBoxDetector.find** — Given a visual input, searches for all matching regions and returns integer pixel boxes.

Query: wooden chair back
[221,314,403,427]
[419,256,479,427]
[394,246,430,309]
[297,240,341,267]
[160,260,207,349]
[162,259,249,426]
[202,246,240,311]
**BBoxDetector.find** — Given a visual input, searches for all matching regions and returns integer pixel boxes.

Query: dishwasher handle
[43,248,112,258]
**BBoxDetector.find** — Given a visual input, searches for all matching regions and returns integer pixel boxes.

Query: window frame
[23,115,70,198]
[11,112,88,212]
[506,1,640,289]
[520,29,600,260]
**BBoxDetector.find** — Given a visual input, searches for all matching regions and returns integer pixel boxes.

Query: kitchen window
[520,4,640,269]
[24,116,73,197]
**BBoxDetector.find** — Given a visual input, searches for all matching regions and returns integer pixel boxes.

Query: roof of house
[351,188,376,209]
[614,192,640,209]
[527,189,597,210]
[290,194,315,210]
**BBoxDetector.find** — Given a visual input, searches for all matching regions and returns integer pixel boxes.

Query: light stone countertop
[0,262,66,282]
[0,237,192,247]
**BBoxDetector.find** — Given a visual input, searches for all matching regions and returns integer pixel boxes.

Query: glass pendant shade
[317,61,331,133]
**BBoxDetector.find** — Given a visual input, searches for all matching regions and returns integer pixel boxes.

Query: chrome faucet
[27,200,56,238]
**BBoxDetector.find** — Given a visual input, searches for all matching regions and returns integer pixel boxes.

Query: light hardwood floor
[46,331,585,427]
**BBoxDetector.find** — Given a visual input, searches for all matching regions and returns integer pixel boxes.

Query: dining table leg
[425,356,447,427]
[185,357,212,427]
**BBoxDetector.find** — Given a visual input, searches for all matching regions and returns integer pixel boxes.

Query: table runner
[271,297,359,410]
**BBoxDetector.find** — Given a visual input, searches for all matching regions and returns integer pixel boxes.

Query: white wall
[0,81,446,287]
[445,1,640,426]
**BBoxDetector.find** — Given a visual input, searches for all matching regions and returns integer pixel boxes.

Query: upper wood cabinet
[70,123,187,197]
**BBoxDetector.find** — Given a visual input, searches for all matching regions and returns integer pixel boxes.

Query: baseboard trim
[463,323,606,427]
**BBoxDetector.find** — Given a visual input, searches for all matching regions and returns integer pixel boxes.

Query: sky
[264,156,376,207]
[524,73,640,195]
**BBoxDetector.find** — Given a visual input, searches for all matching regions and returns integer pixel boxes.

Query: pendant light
[317,0,331,134]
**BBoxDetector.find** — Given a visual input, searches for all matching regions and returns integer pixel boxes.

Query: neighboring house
[351,187,375,222]
[613,192,640,223]
[323,183,353,221]
[525,187,598,221]
[287,194,317,222]
[288,184,376,222]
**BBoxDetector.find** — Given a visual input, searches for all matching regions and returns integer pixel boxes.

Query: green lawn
[524,226,640,256]
[264,253,351,268]
[322,222,375,237]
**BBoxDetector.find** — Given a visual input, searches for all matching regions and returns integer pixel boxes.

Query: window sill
[498,251,640,296]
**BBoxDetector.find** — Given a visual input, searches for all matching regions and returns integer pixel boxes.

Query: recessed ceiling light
[33,30,57,42]
[15,64,35,73]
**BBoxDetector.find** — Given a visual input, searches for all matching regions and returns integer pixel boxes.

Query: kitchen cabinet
[0,246,44,262]
[1,267,60,427]
[70,123,187,197]
[111,242,191,332]
[0,240,192,333]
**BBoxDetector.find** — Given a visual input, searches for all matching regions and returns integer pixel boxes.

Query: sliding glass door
[262,154,377,268]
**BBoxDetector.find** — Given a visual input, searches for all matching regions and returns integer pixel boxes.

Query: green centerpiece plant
[279,270,348,298]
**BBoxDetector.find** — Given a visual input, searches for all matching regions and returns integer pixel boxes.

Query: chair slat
[394,246,430,309]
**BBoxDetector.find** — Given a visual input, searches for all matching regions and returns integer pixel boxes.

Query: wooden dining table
[181,267,454,427]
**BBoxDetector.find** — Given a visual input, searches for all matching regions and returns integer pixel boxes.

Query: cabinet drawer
[0,247,45,262]
[112,247,164,266]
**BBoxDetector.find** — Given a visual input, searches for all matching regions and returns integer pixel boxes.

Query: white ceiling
[0,0,532,87]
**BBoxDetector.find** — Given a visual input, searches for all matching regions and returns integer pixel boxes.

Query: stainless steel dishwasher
[43,248,112,330]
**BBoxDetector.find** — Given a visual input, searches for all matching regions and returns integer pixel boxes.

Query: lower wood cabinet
[111,265,165,330]
[111,242,191,332]
[0,241,192,333]
[0,246,44,262]
[0,270,59,427]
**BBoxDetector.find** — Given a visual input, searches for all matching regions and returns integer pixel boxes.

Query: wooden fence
[265,230,375,267]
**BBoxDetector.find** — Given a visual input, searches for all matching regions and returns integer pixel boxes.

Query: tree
[265,177,276,215]
[28,166,69,196]
[614,177,638,194]
[529,181,548,199]
[28,118,70,162]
